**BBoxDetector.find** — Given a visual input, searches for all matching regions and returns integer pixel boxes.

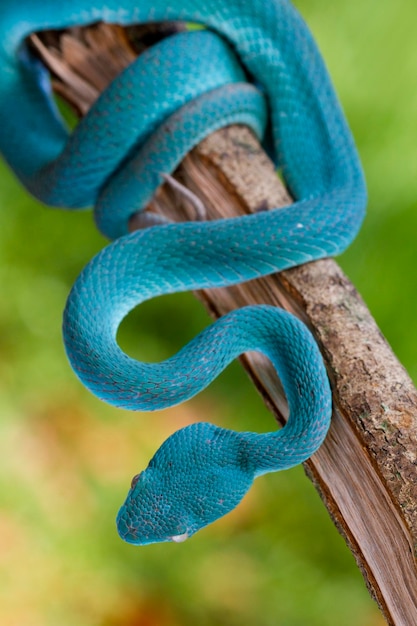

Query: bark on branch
[29,23,417,625]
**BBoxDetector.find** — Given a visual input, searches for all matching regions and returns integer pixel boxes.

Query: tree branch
[29,23,417,625]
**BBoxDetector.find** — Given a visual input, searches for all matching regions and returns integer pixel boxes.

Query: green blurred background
[1,0,415,624]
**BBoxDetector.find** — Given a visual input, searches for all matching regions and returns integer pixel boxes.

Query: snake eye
[130,473,141,489]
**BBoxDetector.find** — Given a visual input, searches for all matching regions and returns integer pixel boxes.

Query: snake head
[116,422,255,545]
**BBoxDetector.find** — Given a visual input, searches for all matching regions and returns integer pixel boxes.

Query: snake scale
[0,1,366,544]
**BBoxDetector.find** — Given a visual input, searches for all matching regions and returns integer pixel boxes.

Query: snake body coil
[0,1,366,544]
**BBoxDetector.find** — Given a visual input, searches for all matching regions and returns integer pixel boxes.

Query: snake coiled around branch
[0,0,366,544]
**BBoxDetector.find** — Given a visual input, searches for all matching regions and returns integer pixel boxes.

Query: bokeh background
[1,0,416,624]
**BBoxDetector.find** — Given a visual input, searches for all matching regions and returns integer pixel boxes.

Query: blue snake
[0,1,366,545]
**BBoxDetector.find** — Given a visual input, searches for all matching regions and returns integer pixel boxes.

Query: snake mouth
[118,527,190,545]
[170,531,189,543]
